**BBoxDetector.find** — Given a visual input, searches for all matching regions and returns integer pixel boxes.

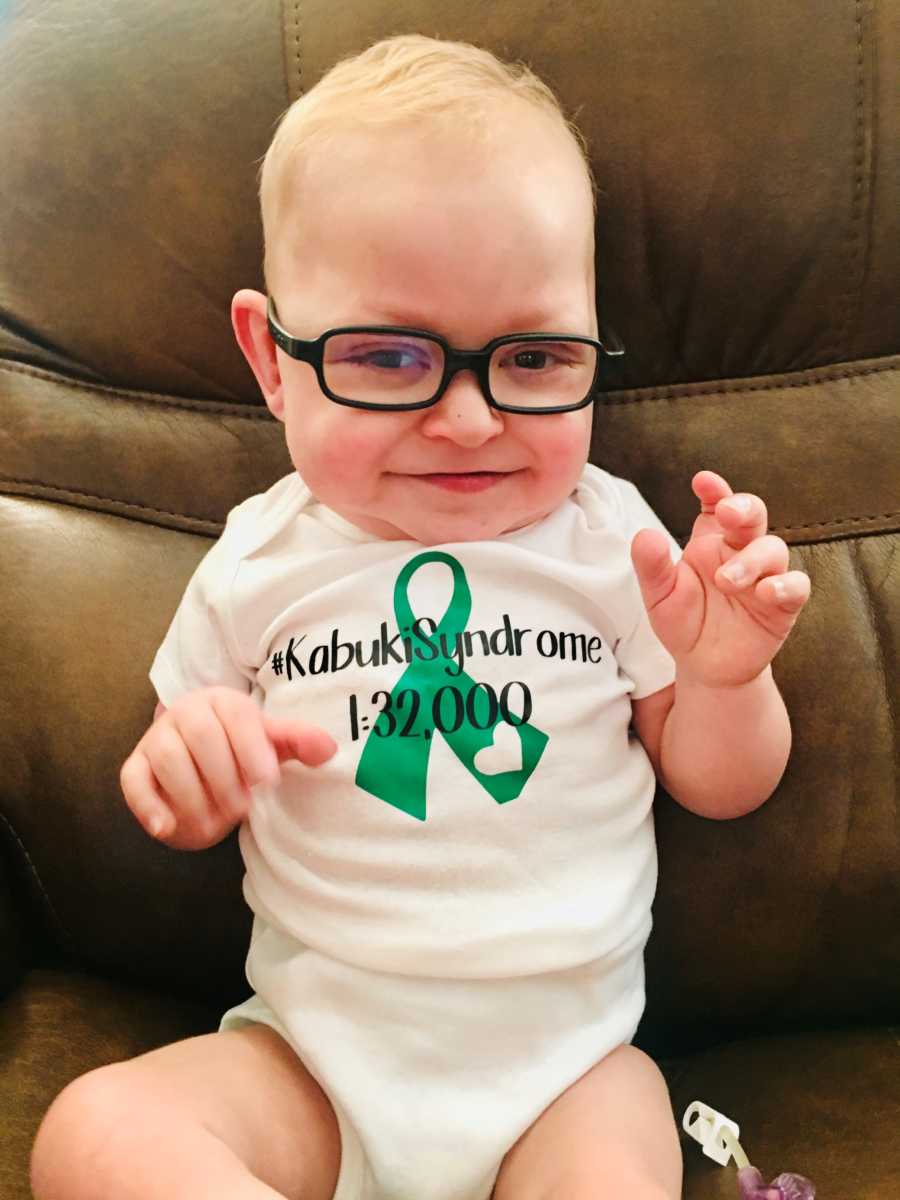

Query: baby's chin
[323,488,561,544]
[378,507,551,545]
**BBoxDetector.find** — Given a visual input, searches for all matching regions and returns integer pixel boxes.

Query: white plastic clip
[682,1100,742,1167]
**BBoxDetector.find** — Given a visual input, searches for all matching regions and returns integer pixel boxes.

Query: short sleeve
[149,533,251,707]
[614,601,677,699]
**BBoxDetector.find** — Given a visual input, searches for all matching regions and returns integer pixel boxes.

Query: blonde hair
[259,34,594,287]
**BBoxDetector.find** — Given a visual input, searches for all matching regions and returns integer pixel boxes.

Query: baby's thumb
[630,528,678,613]
[262,717,337,768]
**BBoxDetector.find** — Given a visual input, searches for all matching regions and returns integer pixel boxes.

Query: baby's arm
[121,687,336,850]
[630,470,810,820]
[632,673,790,819]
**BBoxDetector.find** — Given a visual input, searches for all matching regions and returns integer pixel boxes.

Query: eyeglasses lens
[322,333,597,409]
[489,341,598,409]
[324,333,444,406]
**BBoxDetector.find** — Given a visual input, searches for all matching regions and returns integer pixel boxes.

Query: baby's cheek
[313,428,384,487]
[530,414,591,477]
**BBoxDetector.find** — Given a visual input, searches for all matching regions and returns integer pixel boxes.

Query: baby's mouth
[409,471,515,494]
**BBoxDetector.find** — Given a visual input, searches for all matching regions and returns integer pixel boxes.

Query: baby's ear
[231,289,285,419]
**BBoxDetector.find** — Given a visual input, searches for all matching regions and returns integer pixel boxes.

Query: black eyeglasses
[266,297,624,414]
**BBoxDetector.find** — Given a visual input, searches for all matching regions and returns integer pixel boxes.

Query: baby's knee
[31,1062,141,1199]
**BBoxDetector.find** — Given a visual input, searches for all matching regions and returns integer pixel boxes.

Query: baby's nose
[421,372,504,446]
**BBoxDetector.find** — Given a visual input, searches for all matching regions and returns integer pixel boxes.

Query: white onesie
[150,463,679,1200]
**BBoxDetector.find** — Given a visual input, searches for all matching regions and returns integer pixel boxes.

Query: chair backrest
[1,0,897,1053]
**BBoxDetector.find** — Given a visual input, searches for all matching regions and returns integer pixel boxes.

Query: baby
[32,34,811,1200]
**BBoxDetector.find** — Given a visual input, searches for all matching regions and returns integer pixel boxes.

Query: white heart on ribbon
[473,722,523,776]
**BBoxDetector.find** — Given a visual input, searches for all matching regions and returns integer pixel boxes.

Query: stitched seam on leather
[3,476,897,540]
[0,361,272,420]
[5,354,898,410]
[0,809,76,955]
[0,477,222,530]
[292,0,303,100]
[832,0,870,361]
[599,360,899,405]
[776,511,900,533]
[671,513,900,544]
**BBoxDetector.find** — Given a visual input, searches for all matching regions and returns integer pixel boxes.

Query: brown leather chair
[2,2,898,1196]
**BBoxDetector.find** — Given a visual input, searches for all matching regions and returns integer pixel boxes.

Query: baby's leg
[493,1044,682,1200]
[31,1024,342,1200]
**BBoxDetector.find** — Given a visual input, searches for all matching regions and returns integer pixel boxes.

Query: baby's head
[233,35,608,545]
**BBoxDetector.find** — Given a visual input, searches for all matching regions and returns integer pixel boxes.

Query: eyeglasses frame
[266,297,625,414]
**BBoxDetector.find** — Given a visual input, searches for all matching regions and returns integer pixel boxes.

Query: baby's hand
[631,470,811,689]
[120,686,337,851]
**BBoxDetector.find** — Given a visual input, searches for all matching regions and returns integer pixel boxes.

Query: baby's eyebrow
[362,305,586,335]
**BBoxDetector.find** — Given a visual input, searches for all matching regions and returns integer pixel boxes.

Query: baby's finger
[631,527,678,613]
[120,750,175,840]
[263,717,338,767]
[210,688,280,787]
[755,570,812,614]
[689,470,737,542]
[715,492,769,550]
[142,720,218,835]
[691,470,734,514]
[715,534,789,593]
[172,700,253,823]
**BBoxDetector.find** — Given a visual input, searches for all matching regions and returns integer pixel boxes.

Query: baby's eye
[352,348,422,369]
[498,343,578,372]
[511,349,553,370]
[330,338,436,372]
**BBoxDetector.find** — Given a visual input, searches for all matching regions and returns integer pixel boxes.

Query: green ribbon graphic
[355,551,549,820]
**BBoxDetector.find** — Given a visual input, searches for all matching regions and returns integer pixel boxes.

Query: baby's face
[264,111,598,544]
